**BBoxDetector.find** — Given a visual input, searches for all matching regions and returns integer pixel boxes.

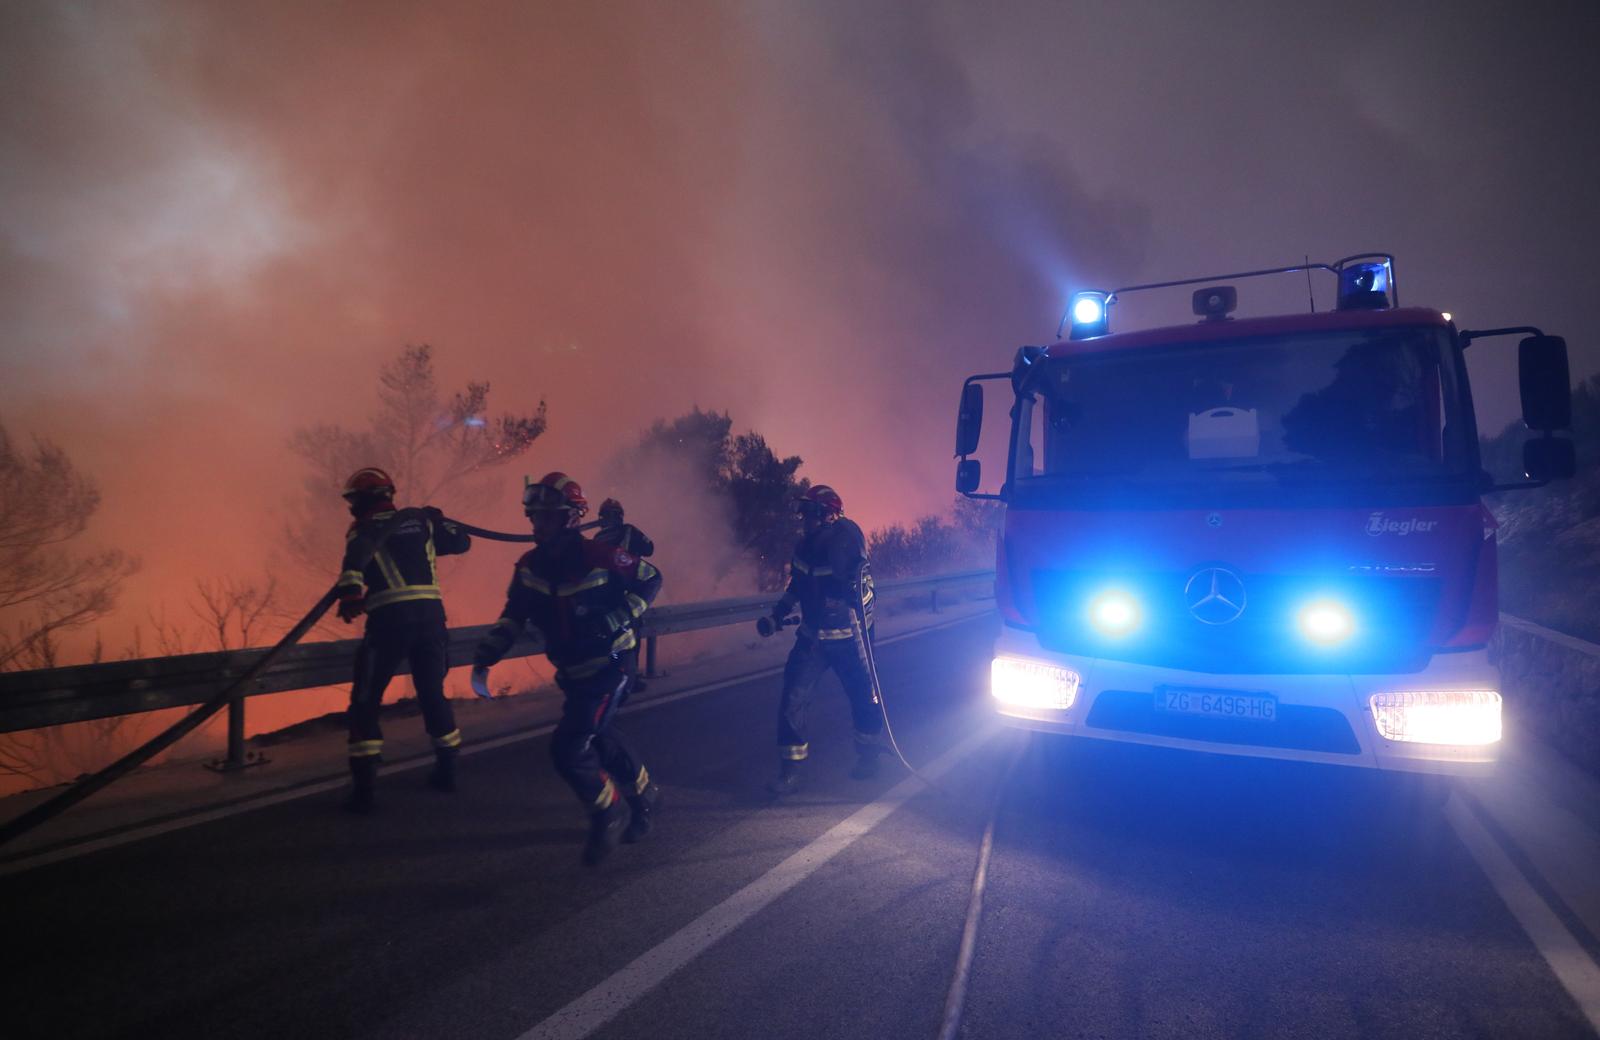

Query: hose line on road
[852,560,949,796]
[936,731,1027,1040]
[0,508,419,850]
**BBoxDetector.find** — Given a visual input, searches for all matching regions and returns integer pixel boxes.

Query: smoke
[2,0,1597,662]
[598,450,758,605]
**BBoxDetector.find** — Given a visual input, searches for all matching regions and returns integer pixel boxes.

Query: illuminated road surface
[5,615,1595,1039]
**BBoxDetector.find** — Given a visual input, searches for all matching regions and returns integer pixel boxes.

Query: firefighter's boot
[582,798,632,867]
[343,756,378,815]
[623,782,660,844]
[849,744,883,781]
[427,747,458,793]
[766,758,802,797]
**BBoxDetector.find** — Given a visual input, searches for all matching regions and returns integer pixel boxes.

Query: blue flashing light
[1298,600,1355,645]
[1066,290,1111,340]
[1088,589,1141,637]
[1335,258,1395,311]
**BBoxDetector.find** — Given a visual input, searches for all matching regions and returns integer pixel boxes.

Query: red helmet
[523,471,588,519]
[343,467,396,501]
[797,484,843,519]
[598,498,624,519]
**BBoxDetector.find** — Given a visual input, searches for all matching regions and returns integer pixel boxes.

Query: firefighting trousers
[347,600,461,760]
[551,651,648,813]
[776,630,882,761]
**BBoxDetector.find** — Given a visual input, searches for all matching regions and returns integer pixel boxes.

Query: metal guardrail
[0,569,995,745]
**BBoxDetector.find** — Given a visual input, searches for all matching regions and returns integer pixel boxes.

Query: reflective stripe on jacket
[337,508,471,614]
[474,528,663,674]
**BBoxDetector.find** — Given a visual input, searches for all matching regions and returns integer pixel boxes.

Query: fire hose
[0,508,572,849]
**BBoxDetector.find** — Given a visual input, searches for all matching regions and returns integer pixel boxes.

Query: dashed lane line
[516,725,998,1040]
[1447,793,1600,1033]
[0,611,992,877]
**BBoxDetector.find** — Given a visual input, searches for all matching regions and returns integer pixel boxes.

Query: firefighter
[593,498,655,557]
[470,473,663,866]
[336,467,472,814]
[767,484,882,796]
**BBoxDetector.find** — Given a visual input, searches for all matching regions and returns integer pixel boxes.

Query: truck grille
[1028,567,1444,675]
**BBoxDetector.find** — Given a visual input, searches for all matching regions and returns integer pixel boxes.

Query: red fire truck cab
[955,255,1575,776]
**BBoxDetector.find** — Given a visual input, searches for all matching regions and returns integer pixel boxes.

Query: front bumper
[992,627,1498,777]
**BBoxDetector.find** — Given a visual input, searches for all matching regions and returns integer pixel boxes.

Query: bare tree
[282,344,547,577]
[191,576,280,651]
[0,576,283,786]
[0,423,138,672]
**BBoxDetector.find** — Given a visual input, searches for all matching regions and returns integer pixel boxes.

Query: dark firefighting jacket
[593,522,655,558]
[777,517,875,641]
[474,529,663,679]
[337,507,471,615]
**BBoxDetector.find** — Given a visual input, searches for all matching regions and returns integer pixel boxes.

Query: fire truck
[954,255,1575,778]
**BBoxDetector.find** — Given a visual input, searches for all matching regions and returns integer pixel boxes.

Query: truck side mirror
[1524,436,1576,482]
[1519,335,1571,431]
[956,458,982,494]
[956,384,984,457]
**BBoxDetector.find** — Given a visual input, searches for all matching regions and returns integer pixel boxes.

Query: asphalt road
[4,614,1594,1040]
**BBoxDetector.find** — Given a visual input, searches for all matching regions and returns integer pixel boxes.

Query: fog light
[1370,690,1501,745]
[991,656,1080,711]
[1088,589,1141,637]
[1298,600,1354,644]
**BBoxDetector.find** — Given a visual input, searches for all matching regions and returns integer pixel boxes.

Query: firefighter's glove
[470,665,493,700]
[337,597,366,623]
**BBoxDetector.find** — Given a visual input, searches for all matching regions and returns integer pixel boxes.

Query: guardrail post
[645,636,659,678]
[205,693,268,773]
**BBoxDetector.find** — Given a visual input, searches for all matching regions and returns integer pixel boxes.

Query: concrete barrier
[1495,614,1600,778]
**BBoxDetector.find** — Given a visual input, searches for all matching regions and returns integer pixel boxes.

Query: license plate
[1155,686,1277,722]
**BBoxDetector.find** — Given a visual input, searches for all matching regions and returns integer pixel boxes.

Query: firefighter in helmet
[470,473,663,866]
[593,498,655,558]
[336,467,472,813]
[767,484,882,795]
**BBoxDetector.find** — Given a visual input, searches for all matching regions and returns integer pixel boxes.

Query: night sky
[4,0,1597,639]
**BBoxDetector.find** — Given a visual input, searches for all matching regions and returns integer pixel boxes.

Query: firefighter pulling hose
[336,467,473,813]
[763,484,897,796]
[757,531,939,795]
[469,472,665,866]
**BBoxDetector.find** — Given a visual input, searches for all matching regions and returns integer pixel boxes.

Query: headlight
[991,656,1080,711]
[1088,589,1141,637]
[1370,690,1501,745]
[1298,600,1354,644]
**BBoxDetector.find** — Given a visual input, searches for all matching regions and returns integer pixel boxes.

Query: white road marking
[1447,794,1600,1033]
[517,725,995,1040]
[0,612,990,876]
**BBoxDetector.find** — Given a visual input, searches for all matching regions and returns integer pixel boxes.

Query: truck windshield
[1013,325,1476,503]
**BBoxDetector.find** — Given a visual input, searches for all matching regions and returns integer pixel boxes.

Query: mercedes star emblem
[1184,566,1247,625]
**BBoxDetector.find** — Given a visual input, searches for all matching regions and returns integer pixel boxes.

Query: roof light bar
[1056,253,1399,340]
